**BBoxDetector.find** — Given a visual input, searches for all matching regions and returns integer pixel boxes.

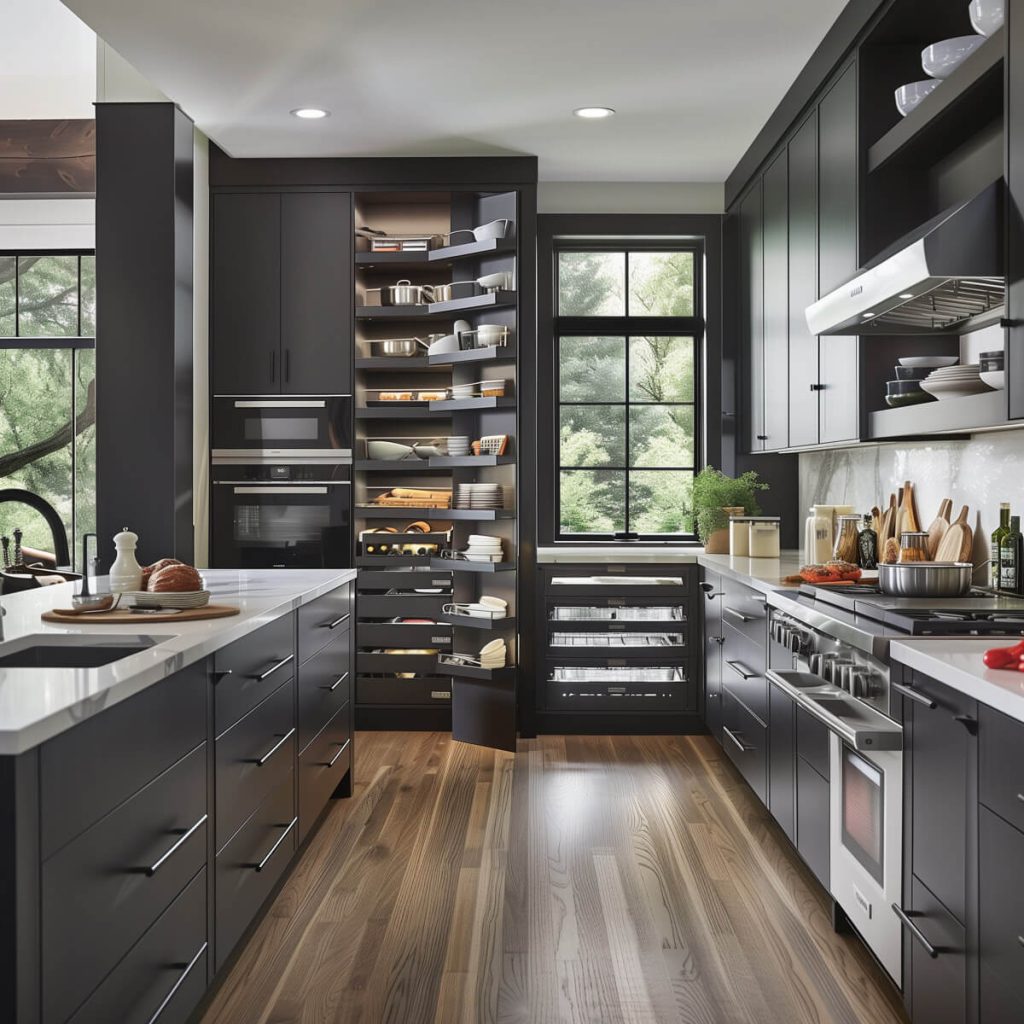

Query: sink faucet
[0,488,71,568]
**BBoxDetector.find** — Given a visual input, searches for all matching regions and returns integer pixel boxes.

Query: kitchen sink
[0,634,157,669]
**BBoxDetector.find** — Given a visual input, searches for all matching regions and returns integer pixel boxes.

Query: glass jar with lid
[729,516,754,557]
[899,531,930,563]
[747,517,781,558]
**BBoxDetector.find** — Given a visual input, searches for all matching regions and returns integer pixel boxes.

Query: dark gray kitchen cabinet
[739,180,765,453]
[1007,0,1024,421]
[795,707,830,889]
[767,681,796,844]
[761,150,789,452]
[787,111,820,449]
[212,193,280,395]
[701,573,724,743]
[904,875,968,1024]
[212,191,353,396]
[281,192,352,396]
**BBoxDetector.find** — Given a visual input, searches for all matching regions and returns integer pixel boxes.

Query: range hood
[806,180,1003,336]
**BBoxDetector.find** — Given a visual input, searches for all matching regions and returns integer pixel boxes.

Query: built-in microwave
[211,396,352,458]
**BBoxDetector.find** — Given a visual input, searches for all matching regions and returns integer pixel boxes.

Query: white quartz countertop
[890,638,1024,724]
[0,568,357,755]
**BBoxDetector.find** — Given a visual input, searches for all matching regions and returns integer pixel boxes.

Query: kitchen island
[0,567,356,1024]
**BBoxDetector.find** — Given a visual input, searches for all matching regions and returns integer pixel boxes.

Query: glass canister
[899,531,930,562]
[730,516,753,557]
[748,517,781,558]
[833,515,861,563]
[804,507,833,564]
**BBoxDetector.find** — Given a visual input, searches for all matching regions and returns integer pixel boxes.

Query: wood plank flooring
[200,732,907,1024]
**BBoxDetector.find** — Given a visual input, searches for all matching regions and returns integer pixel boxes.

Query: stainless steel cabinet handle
[892,681,937,710]
[723,606,754,623]
[722,725,751,752]
[232,486,329,495]
[251,727,295,766]
[320,671,349,693]
[146,942,208,1024]
[233,400,326,409]
[1017,792,1024,805]
[892,905,939,958]
[953,714,978,735]
[250,653,294,681]
[144,814,208,877]
[320,612,350,630]
[726,660,759,681]
[711,635,725,644]
[253,817,298,872]
[318,738,350,768]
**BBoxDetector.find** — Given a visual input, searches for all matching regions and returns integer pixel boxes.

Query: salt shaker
[109,527,143,593]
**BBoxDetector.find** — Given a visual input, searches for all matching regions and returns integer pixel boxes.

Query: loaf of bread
[148,563,203,593]
[141,557,182,589]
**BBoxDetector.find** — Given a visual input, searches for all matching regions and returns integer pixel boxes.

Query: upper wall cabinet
[739,180,765,453]
[762,151,790,452]
[212,192,353,396]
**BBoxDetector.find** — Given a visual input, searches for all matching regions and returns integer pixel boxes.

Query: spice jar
[833,515,861,563]
[899,531,930,563]
[729,516,754,557]
[748,517,781,558]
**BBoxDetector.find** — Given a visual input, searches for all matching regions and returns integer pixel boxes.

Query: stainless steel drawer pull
[250,654,295,681]
[320,612,351,630]
[253,817,298,872]
[232,486,330,495]
[726,660,759,681]
[892,904,939,958]
[146,941,208,1024]
[320,672,349,693]
[723,606,754,623]
[722,726,751,753]
[144,814,208,877]
[318,738,351,768]
[252,727,296,766]
[1017,792,1024,805]
[891,681,937,710]
[1018,934,1024,949]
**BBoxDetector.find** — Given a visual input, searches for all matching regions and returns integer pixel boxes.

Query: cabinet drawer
[358,593,449,619]
[299,632,351,751]
[41,661,205,859]
[722,626,767,725]
[356,675,452,706]
[904,875,968,1024]
[214,614,295,732]
[357,622,452,648]
[43,743,207,1024]
[720,583,768,646]
[298,584,352,664]
[357,569,453,592]
[722,690,767,804]
[979,704,1024,835]
[796,705,830,781]
[216,680,295,852]
[979,806,1024,1020]
[298,703,351,843]
[66,867,207,1024]
[547,622,689,655]
[215,772,296,970]
[796,755,830,889]
[357,650,441,675]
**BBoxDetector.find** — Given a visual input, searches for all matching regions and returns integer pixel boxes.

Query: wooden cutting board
[925,498,953,558]
[43,603,240,625]
[935,505,972,563]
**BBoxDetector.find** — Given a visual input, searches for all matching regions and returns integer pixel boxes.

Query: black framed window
[0,253,96,563]
[554,245,703,539]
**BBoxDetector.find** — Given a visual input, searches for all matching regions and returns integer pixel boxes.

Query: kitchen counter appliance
[212,395,352,459]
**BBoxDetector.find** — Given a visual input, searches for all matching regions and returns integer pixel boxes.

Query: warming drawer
[356,675,453,707]
[545,661,695,712]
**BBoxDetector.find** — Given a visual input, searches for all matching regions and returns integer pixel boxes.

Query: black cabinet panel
[787,111,820,448]
[212,193,280,395]
[722,624,767,725]
[979,703,1024,834]
[722,690,767,804]
[796,706,829,781]
[796,755,830,889]
[762,149,789,452]
[1008,0,1024,420]
[768,683,796,843]
[739,182,765,454]
[904,875,968,1024]
[298,702,351,843]
[281,193,353,396]
[818,63,858,293]
[702,572,724,744]
[298,631,351,751]
[298,582,352,664]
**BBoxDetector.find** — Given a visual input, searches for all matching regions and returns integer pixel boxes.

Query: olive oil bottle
[999,514,1022,595]
[992,502,1011,590]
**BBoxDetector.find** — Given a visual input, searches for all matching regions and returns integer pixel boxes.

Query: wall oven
[211,396,352,458]
[211,457,351,568]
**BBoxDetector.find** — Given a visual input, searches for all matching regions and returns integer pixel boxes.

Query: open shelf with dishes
[352,188,520,747]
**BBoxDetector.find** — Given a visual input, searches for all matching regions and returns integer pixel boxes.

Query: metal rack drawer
[356,676,453,706]
[547,629,688,653]
[358,622,453,648]
[545,661,695,712]
[357,570,453,592]
[357,651,443,675]
[546,599,688,626]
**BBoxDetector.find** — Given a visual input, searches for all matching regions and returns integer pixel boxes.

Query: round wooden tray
[42,603,240,624]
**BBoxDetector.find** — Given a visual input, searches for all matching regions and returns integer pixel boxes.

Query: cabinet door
[761,150,789,452]
[1008,0,1024,420]
[796,755,830,889]
[212,193,280,395]
[787,111,820,447]
[979,806,1024,1020]
[768,683,796,843]
[739,181,765,454]
[817,63,859,444]
[904,876,968,1024]
[281,193,353,396]
[702,574,724,743]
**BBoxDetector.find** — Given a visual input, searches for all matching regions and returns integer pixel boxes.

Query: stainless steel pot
[377,280,433,306]
[368,337,430,357]
[877,561,974,597]
[432,281,479,302]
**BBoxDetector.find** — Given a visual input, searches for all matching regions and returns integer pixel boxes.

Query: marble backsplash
[799,429,1024,571]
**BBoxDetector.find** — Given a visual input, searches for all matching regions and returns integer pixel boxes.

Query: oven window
[841,746,885,885]
[243,417,320,442]
[234,504,330,544]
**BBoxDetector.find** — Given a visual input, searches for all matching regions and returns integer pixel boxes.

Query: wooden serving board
[42,603,240,625]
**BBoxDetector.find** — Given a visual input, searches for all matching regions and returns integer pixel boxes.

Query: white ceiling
[61,0,846,181]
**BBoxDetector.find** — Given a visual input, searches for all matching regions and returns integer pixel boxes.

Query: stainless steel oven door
[829,737,903,985]
[211,396,352,457]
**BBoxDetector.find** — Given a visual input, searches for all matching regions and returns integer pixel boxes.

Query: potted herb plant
[690,467,769,554]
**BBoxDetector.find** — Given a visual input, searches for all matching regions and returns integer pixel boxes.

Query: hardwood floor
[200,732,907,1024]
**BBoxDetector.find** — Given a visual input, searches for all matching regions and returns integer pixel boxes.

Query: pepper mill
[109,527,143,593]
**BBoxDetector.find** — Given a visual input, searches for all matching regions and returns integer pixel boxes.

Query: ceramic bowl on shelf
[898,355,960,368]
[895,79,940,116]
[885,392,934,408]
[366,440,416,460]
[969,0,1005,36]
[921,35,986,79]
[919,376,991,399]
[980,369,1006,389]
[894,365,932,381]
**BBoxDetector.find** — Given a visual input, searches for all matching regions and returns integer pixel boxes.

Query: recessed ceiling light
[573,106,615,119]
[898,292,914,299]
[291,107,330,119]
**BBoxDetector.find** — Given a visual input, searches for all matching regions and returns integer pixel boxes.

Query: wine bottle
[857,514,878,570]
[999,515,1022,595]
[992,502,1011,590]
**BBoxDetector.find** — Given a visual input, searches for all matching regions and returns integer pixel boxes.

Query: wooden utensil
[935,505,972,563]
[871,506,882,537]
[925,498,953,559]
[43,603,241,625]
[899,480,919,535]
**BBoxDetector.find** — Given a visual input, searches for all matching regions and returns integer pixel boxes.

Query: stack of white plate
[129,590,211,609]
[919,363,992,399]
[479,638,507,669]
[454,483,503,509]
[446,435,470,456]
[464,535,504,562]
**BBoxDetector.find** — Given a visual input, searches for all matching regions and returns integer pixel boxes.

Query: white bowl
[366,440,415,460]
[970,0,1004,36]
[895,79,940,116]
[922,35,986,79]
[980,369,1006,389]
[427,334,459,355]
[920,377,992,399]
[898,355,960,367]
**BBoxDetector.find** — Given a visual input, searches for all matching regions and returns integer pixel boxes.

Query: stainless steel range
[765,583,1024,985]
